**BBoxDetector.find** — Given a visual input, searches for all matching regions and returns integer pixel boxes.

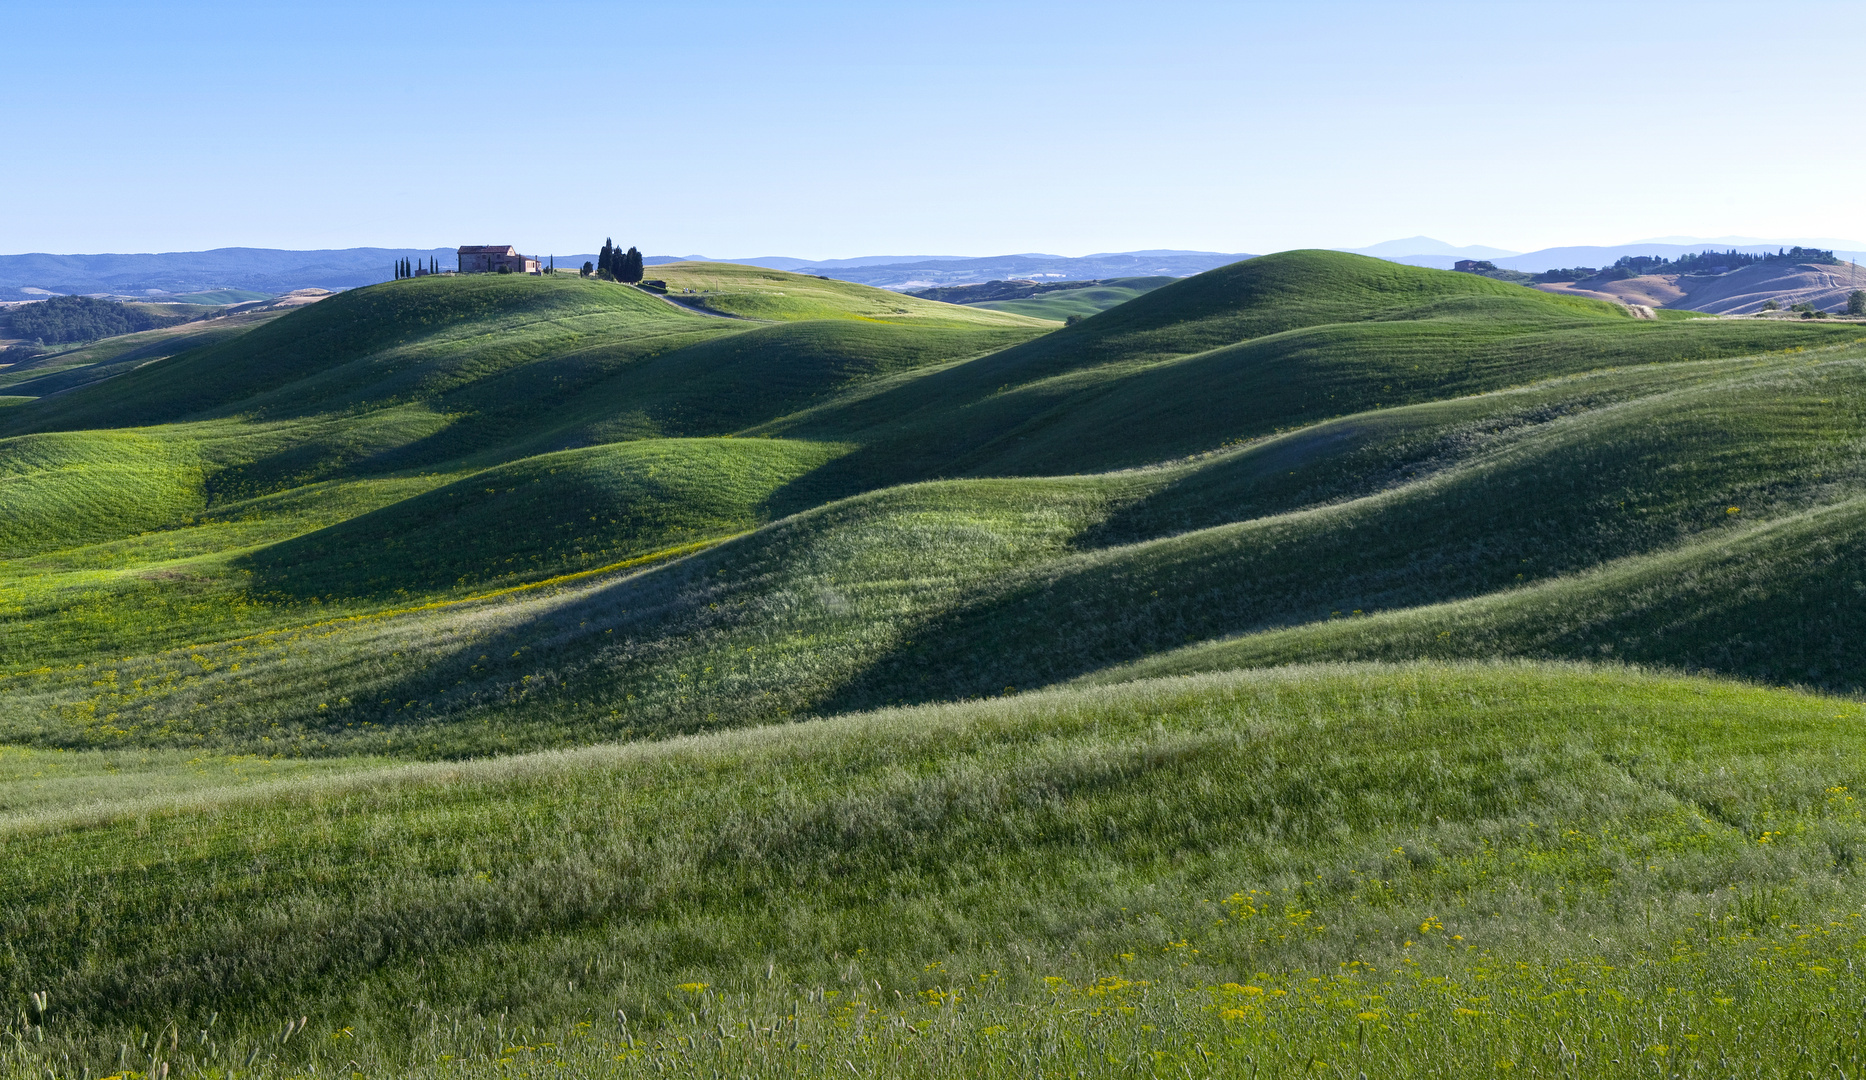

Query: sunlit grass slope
[0,430,204,557]
[8,246,1866,1079]
[245,437,849,598]
[13,338,1866,755]
[762,251,1865,489]
[0,274,734,434]
[1087,492,1866,691]
[646,261,1056,326]
[970,275,1176,320]
[0,309,286,398]
[8,664,1866,1079]
[5,254,1866,755]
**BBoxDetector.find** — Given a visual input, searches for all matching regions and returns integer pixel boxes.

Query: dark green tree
[582,261,593,277]
[622,246,644,283]
[1849,290,1865,316]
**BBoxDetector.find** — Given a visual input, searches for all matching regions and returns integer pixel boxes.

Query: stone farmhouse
[457,245,540,274]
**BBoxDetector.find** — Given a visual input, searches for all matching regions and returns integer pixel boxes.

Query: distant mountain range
[0,249,1258,300]
[0,248,462,302]
[749,251,1257,290]
[6,238,1864,302]
[1357,236,1866,272]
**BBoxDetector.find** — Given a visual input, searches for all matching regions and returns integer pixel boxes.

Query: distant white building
[457,246,539,274]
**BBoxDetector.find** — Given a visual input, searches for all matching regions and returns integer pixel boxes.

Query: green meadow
[3,253,1866,1077]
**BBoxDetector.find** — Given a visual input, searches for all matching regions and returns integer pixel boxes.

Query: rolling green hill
[5,250,1866,1077]
[0,309,287,398]
[970,279,1168,319]
[645,261,1057,326]
[908,275,1178,320]
[245,436,849,598]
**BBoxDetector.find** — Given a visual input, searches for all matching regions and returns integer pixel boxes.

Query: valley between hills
[5,252,1866,1078]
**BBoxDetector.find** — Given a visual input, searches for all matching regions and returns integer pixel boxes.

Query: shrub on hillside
[4,295,188,345]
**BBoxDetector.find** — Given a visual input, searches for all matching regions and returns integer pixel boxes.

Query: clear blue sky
[7,0,1863,258]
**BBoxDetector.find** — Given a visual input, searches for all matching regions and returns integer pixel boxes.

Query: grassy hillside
[1086,492,1866,691]
[0,430,205,557]
[0,274,732,434]
[5,253,1866,759]
[7,664,1866,1079]
[644,261,1055,326]
[972,276,1177,319]
[759,252,1861,492]
[0,309,286,398]
[6,250,1866,1075]
[11,335,1866,757]
[907,276,1178,320]
[245,436,848,598]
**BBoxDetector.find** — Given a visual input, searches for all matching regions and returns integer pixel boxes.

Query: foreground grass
[5,663,1866,1077]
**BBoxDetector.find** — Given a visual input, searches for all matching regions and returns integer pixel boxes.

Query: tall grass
[4,663,1866,1077]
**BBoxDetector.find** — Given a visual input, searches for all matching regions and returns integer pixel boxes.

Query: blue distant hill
[0,247,465,301]
[0,248,1258,300]
[763,251,1257,290]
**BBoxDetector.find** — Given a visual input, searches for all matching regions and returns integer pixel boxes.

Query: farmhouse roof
[458,245,518,255]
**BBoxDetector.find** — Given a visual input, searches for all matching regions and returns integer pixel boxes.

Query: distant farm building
[457,246,540,274]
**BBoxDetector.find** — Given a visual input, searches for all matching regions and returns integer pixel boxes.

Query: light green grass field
[645,262,1057,326]
[6,663,1866,1079]
[0,310,287,398]
[971,276,1177,319]
[4,252,1866,1077]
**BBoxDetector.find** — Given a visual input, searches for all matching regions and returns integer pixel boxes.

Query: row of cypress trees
[594,238,644,283]
[394,257,439,280]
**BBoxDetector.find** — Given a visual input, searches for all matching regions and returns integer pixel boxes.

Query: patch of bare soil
[1677,261,1866,315]
[1534,275,1686,308]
